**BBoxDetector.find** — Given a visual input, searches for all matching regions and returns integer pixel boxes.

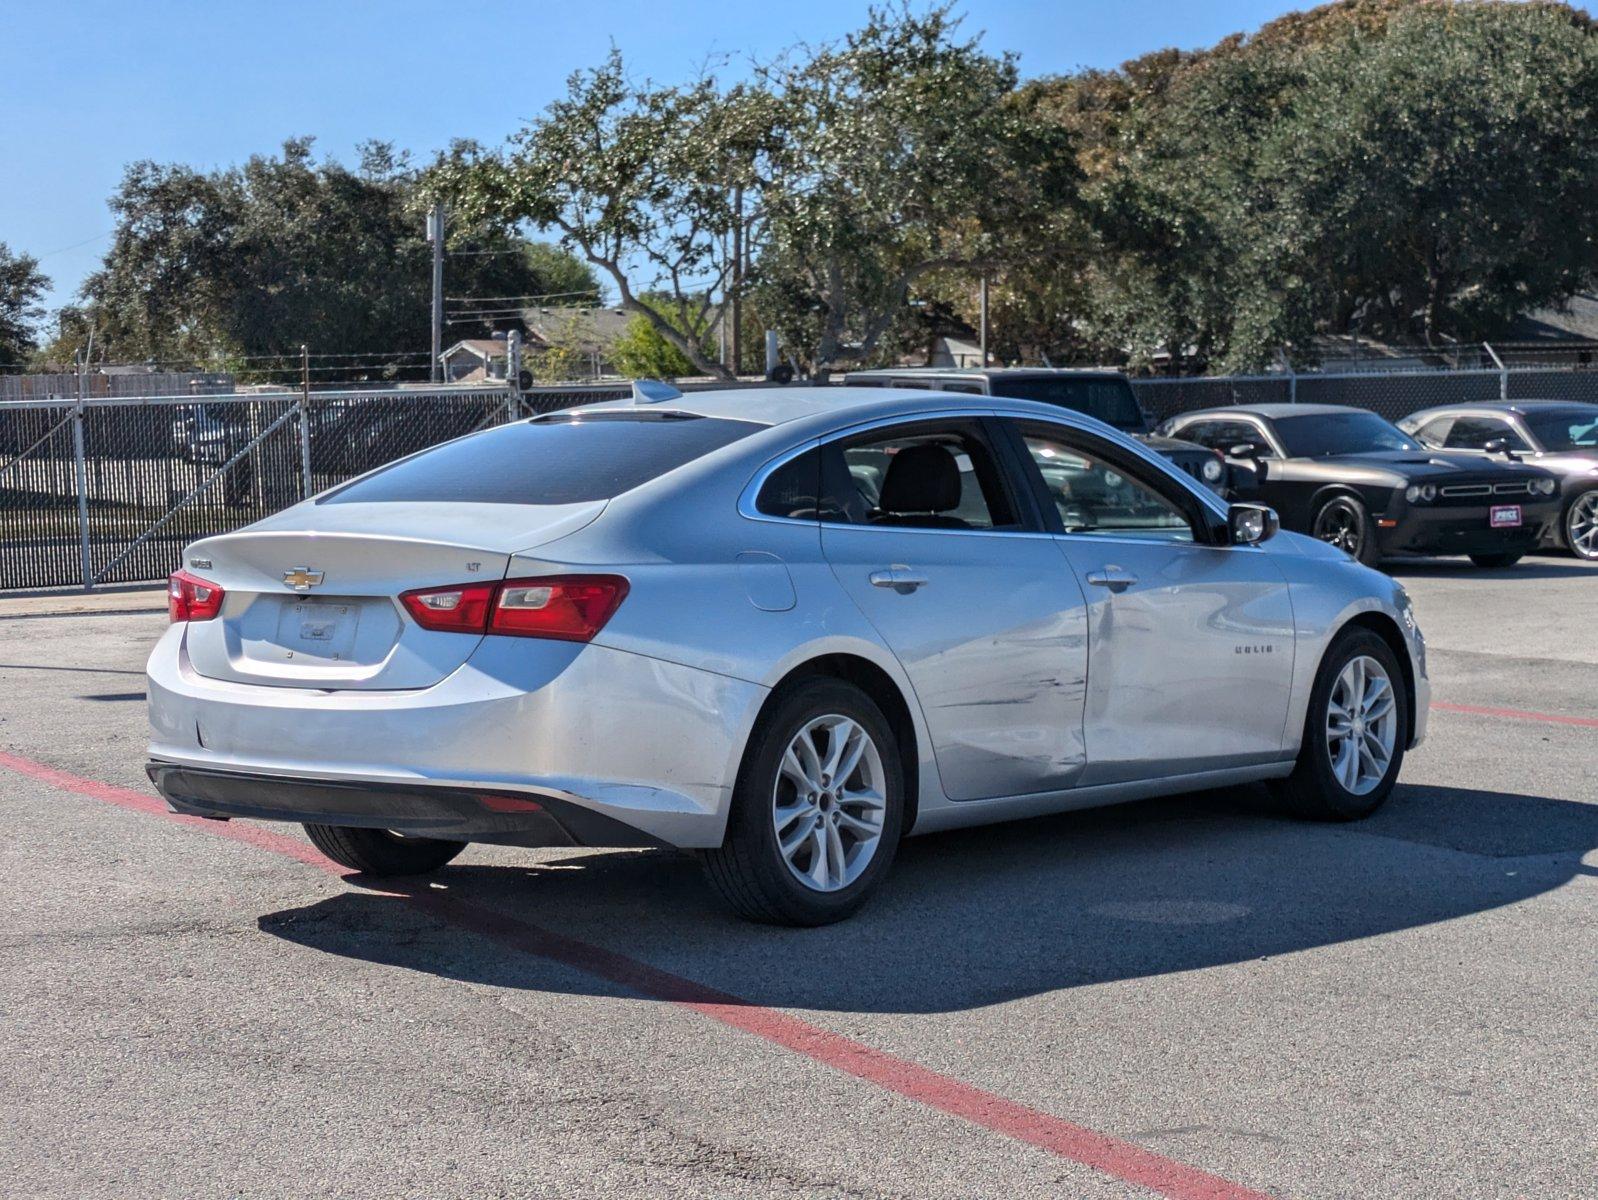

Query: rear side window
[755,448,822,519]
[820,421,1020,531]
[322,413,762,505]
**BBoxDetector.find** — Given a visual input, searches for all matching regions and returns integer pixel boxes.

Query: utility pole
[297,344,313,496]
[979,275,989,368]
[428,202,445,383]
[729,185,743,378]
[506,329,523,421]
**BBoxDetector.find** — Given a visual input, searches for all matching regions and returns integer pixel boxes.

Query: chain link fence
[3,365,1598,591]
[0,384,579,591]
[1132,366,1598,424]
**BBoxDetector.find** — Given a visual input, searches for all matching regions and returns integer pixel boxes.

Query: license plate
[1489,504,1522,528]
[276,599,360,660]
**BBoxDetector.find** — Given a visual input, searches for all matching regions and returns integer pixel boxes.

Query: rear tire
[1468,552,1523,569]
[1271,627,1408,821]
[303,824,466,876]
[1312,495,1380,566]
[702,679,905,926]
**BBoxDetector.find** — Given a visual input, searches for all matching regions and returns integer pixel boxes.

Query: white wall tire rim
[772,714,887,893]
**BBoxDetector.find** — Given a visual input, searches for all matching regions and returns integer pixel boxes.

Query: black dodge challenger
[1158,403,1561,567]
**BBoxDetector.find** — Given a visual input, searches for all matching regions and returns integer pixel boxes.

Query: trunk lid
[180,500,604,690]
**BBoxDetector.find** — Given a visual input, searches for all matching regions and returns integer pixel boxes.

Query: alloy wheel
[1566,491,1598,560]
[1314,501,1363,557]
[772,714,887,893]
[1324,654,1398,795]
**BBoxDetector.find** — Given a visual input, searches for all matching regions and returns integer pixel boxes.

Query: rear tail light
[400,582,496,633]
[399,575,628,642]
[168,570,225,623]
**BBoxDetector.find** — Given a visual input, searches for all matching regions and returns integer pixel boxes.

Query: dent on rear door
[821,523,1090,801]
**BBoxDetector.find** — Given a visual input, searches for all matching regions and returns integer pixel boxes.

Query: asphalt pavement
[1,557,1594,1199]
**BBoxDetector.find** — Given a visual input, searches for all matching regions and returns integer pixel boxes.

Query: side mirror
[1228,442,1262,459]
[1229,503,1279,546]
[1482,437,1519,460]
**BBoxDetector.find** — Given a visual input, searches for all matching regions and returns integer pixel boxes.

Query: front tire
[1271,628,1408,821]
[1564,488,1598,560]
[1468,552,1523,568]
[303,825,466,876]
[702,679,905,926]
[1312,495,1379,566]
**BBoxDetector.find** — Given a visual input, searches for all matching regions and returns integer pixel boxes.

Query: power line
[34,230,115,259]
[445,290,601,304]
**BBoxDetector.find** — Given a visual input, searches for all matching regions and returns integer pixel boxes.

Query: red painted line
[1,749,1277,1200]
[1432,701,1598,730]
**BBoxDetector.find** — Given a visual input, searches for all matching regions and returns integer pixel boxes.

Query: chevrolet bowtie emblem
[282,567,325,591]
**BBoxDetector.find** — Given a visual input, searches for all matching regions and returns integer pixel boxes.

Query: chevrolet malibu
[148,387,1429,925]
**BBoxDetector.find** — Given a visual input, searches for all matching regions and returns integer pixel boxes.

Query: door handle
[1085,568,1138,593]
[869,566,928,593]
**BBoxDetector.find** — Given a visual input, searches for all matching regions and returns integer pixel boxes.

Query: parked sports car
[842,367,1230,494]
[1396,401,1598,561]
[1159,404,1560,568]
[149,386,1428,925]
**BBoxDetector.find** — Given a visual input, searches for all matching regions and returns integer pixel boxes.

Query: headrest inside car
[878,443,963,514]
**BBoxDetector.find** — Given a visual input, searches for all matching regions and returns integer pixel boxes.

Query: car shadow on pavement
[257,782,1598,1015]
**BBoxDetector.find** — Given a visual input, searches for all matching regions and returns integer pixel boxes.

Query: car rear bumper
[1377,501,1558,557]
[145,625,768,849]
[147,762,665,847]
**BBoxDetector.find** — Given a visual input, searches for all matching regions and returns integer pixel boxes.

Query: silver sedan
[147,387,1429,925]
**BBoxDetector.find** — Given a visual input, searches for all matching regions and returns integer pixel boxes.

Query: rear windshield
[1523,408,1598,451]
[321,411,762,505]
[1271,411,1418,457]
[984,378,1146,432]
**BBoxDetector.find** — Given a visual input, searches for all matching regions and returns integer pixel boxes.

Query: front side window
[1018,427,1194,542]
[1444,416,1528,452]
[818,422,1019,531]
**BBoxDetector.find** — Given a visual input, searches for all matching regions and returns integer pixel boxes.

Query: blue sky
[0,0,1563,313]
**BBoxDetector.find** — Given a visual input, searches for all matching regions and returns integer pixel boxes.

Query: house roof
[1508,293,1598,343]
[440,338,505,361]
[522,306,635,352]
[521,303,727,353]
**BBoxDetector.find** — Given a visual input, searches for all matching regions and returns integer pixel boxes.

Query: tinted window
[819,422,1019,531]
[755,448,821,519]
[1412,417,1454,447]
[1180,419,1273,457]
[1019,428,1193,542]
[1444,415,1528,451]
[1522,409,1598,451]
[322,412,761,505]
[1271,412,1418,457]
[986,378,1145,432]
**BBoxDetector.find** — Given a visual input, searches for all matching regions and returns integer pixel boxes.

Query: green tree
[0,242,50,367]
[611,296,716,378]
[74,138,595,371]
[1026,0,1598,371]
[431,61,773,380]
[753,6,1078,375]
